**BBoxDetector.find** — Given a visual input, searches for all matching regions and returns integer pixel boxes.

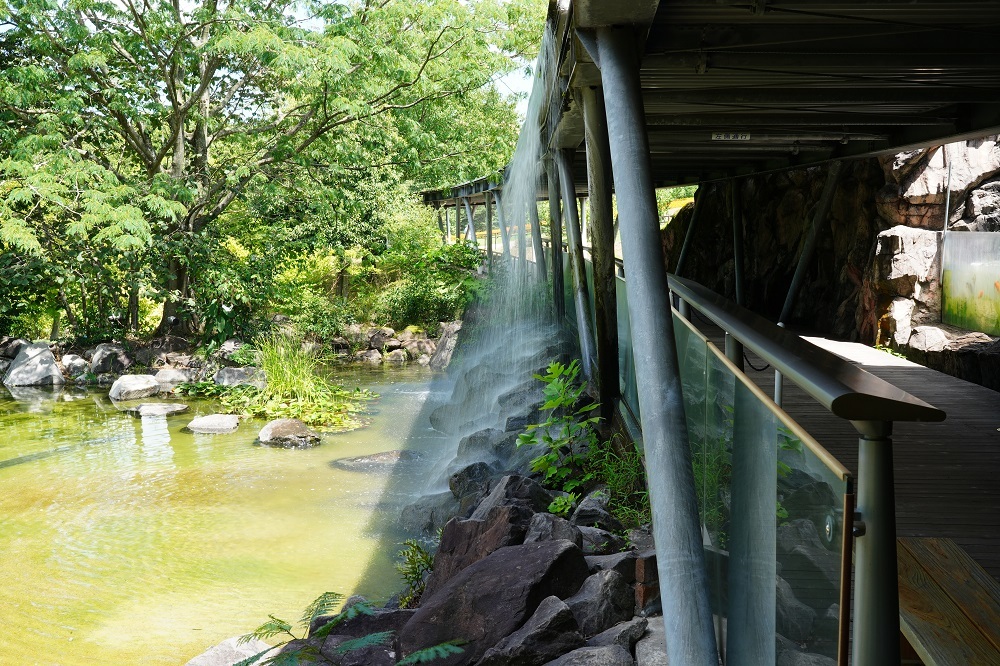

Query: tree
[0,0,542,336]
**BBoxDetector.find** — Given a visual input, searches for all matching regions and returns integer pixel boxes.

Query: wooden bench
[897,537,1000,666]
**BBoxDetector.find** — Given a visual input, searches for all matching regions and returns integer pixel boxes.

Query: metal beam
[596,25,718,666]
[674,184,705,277]
[547,159,565,320]
[557,148,598,382]
[581,85,620,423]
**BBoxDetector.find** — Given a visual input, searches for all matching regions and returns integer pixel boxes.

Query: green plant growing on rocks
[588,436,651,528]
[237,591,464,666]
[518,359,599,510]
[396,539,435,608]
[547,492,579,518]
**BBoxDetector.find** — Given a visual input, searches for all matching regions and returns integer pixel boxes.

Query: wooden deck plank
[897,542,1000,665]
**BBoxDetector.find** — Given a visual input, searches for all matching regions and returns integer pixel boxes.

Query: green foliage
[330,631,394,655]
[518,360,599,494]
[588,437,651,528]
[176,335,376,429]
[395,539,435,608]
[547,493,578,518]
[396,641,467,665]
[299,592,345,629]
[228,345,261,366]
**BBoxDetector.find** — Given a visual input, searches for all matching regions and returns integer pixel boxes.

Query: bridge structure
[422,2,1000,664]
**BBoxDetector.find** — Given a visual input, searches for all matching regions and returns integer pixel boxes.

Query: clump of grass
[178,334,375,430]
[588,436,651,528]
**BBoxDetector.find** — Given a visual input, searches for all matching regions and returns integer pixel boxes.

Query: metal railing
[667,274,945,666]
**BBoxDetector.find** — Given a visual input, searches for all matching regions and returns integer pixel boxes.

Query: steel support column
[547,159,565,320]
[494,191,511,257]
[581,85,620,423]
[485,190,494,273]
[529,195,547,281]
[853,420,900,666]
[674,185,706,277]
[462,198,477,248]
[596,26,718,665]
[557,148,597,382]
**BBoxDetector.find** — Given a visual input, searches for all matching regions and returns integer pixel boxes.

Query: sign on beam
[712,132,751,141]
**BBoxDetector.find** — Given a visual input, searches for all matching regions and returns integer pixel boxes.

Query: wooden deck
[696,324,1000,582]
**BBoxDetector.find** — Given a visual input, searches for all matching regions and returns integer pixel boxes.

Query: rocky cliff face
[661,137,1000,389]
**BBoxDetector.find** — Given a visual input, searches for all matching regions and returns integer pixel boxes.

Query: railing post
[581,85,620,423]
[529,191,547,281]
[852,420,900,666]
[557,148,597,382]
[596,25,719,665]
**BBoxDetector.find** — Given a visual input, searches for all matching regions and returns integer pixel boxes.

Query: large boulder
[123,403,189,418]
[213,366,266,390]
[3,343,65,387]
[397,540,590,666]
[0,336,27,360]
[470,475,553,521]
[355,349,383,365]
[399,491,461,536]
[90,343,131,374]
[585,618,648,652]
[525,512,584,548]
[564,570,634,638]
[186,414,240,434]
[384,349,408,365]
[776,575,816,642]
[422,503,534,600]
[571,490,625,533]
[256,418,321,448]
[541,645,634,666]
[448,461,494,501]
[155,367,195,389]
[184,636,275,666]
[61,353,89,377]
[477,596,585,666]
[429,320,462,370]
[109,374,161,401]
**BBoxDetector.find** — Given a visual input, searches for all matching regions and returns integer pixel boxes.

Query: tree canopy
[0,0,542,339]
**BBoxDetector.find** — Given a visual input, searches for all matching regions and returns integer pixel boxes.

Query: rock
[403,339,437,358]
[571,490,625,533]
[330,336,350,351]
[780,544,841,611]
[584,552,636,584]
[90,343,131,374]
[909,325,950,352]
[355,349,383,365]
[525,512,584,548]
[470,475,553,521]
[429,320,462,371]
[213,366,267,390]
[0,336,27,359]
[579,526,627,556]
[626,528,654,553]
[399,491,461,536]
[416,354,431,366]
[776,575,816,641]
[124,403,189,417]
[330,450,421,472]
[3,343,65,387]
[776,634,837,666]
[564,570,634,638]
[109,374,161,401]
[449,461,494,500]
[477,596,585,666]
[0,359,9,375]
[777,519,826,556]
[61,353,89,377]
[885,297,916,346]
[186,414,240,434]
[421,503,534,600]
[257,418,321,448]
[586,617,648,652]
[155,367,194,389]
[184,636,275,666]
[217,338,243,358]
[634,618,667,666]
[541,645,634,666]
[384,349,408,365]
[455,428,504,463]
[397,540,590,666]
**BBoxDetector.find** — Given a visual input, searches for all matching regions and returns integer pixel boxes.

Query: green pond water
[0,366,450,665]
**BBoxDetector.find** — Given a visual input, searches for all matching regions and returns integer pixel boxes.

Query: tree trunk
[156,258,189,335]
[128,284,140,333]
[58,288,78,329]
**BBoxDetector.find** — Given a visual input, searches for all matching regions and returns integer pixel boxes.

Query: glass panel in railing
[773,418,851,662]
[616,276,639,418]
[942,231,1000,335]
[563,257,577,328]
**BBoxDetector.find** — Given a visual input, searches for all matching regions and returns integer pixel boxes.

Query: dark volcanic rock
[470,475,552,521]
[449,461,495,500]
[399,491,461,536]
[584,552,636,584]
[585,618,648,652]
[578,526,627,556]
[397,540,590,666]
[310,607,415,641]
[564,570,634,638]
[422,504,534,601]
[541,645,635,666]
[524,512,583,548]
[477,595,585,666]
[571,490,625,534]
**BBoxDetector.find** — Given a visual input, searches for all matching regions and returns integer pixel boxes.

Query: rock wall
[662,138,1000,362]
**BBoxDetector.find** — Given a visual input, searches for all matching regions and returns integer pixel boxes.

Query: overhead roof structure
[425,0,1000,204]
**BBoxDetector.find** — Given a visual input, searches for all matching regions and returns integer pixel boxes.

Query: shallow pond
[0,366,451,665]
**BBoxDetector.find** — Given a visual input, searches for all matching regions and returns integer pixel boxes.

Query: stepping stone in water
[185,414,239,434]
[329,450,421,471]
[124,403,189,418]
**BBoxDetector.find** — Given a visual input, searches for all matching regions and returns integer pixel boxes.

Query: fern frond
[310,601,375,638]
[300,591,345,628]
[232,647,275,666]
[396,640,466,665]
[261,645,319,666]
[331,630,394,655]
[240,615,294,644]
